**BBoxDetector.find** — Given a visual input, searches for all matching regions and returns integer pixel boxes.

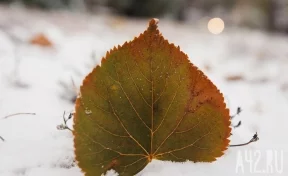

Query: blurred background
[0,0,288,33]
[0,1,288,176]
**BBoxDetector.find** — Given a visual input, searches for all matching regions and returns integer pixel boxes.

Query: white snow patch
[0,6,287,176]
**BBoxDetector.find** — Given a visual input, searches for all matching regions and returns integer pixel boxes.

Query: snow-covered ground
[0,5,288,176]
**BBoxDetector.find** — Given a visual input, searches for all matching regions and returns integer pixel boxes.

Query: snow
[0,5,288,176]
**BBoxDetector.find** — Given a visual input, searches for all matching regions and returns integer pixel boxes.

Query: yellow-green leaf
[73,18,231,176]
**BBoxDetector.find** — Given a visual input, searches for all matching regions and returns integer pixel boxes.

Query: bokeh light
[208,18,225,34]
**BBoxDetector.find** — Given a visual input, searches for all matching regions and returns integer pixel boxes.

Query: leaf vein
[108,66,151,130]
[155,124,217,156]
[153,61,173,104]
[125,61,151,108]
[101,79,150,155]
[79,99,129,138]
[134,61,152,83]
[153,83,181,133]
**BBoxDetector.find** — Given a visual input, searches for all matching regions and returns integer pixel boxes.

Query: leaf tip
[148,18,159,31]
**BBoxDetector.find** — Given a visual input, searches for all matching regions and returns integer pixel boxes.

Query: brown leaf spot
[105,159,119,170]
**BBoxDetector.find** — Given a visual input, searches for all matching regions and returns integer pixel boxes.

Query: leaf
[225,75,245,82]
[29,33,53,47]
[73,18,231,176]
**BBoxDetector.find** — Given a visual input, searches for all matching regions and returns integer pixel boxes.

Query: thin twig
[230,107,242,119]
[57,111,73,132]
[230,107,242,132]
[232,121,242,128]
[0,135,4,142]
[229,132,259,147]
[3,112,36,119]
[0,112,36,141]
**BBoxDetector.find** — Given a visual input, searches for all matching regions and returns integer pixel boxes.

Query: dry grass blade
[2,113,36,119]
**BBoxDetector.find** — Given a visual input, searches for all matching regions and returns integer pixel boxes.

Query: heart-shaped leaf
[73,19,231,176]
